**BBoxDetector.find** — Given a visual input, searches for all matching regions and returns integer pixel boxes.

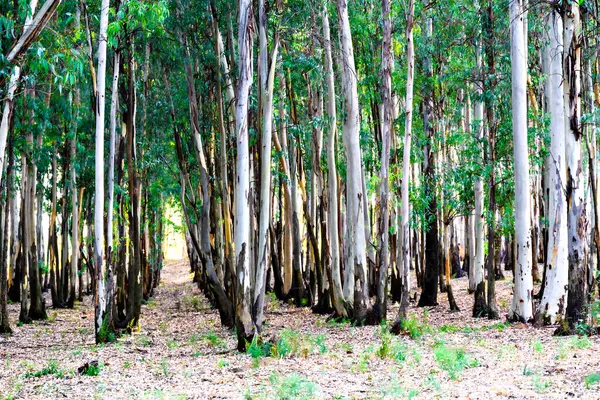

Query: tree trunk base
[472,281,487,318]
[447,283,460,312]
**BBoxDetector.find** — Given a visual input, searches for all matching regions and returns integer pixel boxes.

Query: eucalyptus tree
[564,0,588,330]
[322,4,345,317]
[338,0,369,321]
[374,0,393,323]
[234,0,256,349]
[508,0,533,323]
[93,0,112,343]
[537,6,567,325]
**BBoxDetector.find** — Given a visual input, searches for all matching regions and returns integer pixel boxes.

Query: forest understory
[1,260,599,400]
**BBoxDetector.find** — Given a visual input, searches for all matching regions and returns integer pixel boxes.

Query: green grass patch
[25,360,64,378]
[433,344,478,380]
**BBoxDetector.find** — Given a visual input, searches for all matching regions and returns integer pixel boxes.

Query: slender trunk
[417,18,439,308]
[536,8,568,324]
[94,0,114,343]
[396,0,415,323]
[338,0,369,321]
[254,0,279,330]
[484,0,498,319]
[322,6,345,317]
[375,0,394,323]
[564,2,588,329]
[107,52,120,268]
[234,0,255,350]
[508,0,533,322]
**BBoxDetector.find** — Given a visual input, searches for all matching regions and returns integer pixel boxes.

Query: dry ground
[1,260,599,399]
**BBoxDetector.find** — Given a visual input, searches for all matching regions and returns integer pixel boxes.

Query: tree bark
[536,8,568,325]
[234,0,256,350]
[338,0,369,322]
[508,0,534,322]
[94,0,114,343]
[564,2,588,330]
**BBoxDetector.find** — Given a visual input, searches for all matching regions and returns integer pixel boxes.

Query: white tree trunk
[472,39,485,301]
[564,2,588,326]
[254,0,278,329]
[337,0,368,319]
[322,6,345,316]
[397,0,415,320]
[537,8,568,324]
[508,0,533,322]
[107,52,120,259]
[234,0,255,348]
[94,0,110,342]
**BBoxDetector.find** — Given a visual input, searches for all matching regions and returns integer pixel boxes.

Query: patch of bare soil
[1,261,599,399]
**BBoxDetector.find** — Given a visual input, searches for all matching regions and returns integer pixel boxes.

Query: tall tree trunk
[417,17,439,308]
[234,0,255,350]
[484,0,499,319]
[564,2,588,330]
[375,0,394,323]
[254,0,279,330]
[322,5,346,317]
[338,0,369,322]
[508,0,533,322]
[94,0,114,343]
[472,36,487,317]
[536,8,567,325]
[396,0,415,323]
[107,52,120,268]
[0,137,13,333]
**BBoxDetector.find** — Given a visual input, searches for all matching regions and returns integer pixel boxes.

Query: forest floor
[1,261,600,399]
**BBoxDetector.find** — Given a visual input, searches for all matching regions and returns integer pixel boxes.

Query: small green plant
[167,338,178,349]
[339,342,353,354]
[311,334,327,355]
[81,363,102,377]
[217,359,229,368]
[203,330,223,347]
[433,345,478,380]
[555,341,568,360]
[376,326,407,362]
[569,335,592,349]
[522,365,535,376]
[138,335,152,347]
[161,359,169,377]
[48,311,58,322]
[425,374,441,391]
[159,321,168,334]
[326,317,351,327]
[271,329,318,359]
[380,378,418,399]
[123,361,131,369]
[246,336,273,368]
[532,339,543,353]
[497,344,516,360]
[269,373,319,400]
[353,350,372,373]
[585,372,600,389]
[25,360,64,378]
[398,314,430,340]
[532,376,551,393]
[267,292,279,310]
[182,295,203,311]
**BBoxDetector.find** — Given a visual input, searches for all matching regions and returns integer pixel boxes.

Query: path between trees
[0,260,599,399]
